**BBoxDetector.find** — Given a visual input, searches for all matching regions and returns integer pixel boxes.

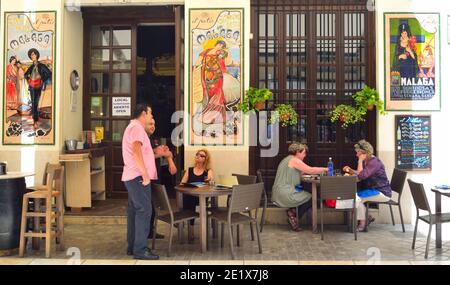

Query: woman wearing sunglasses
[180,149,214,241]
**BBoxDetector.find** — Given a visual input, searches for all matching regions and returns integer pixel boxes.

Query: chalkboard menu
[395,115,431,170]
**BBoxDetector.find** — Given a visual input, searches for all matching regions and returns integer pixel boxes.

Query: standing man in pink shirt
[122,103,162,260]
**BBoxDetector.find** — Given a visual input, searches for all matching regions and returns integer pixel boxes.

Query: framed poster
[189,8,244,145]
[3,11,56,145]
[384,13,440,111]
[395,115,431,170]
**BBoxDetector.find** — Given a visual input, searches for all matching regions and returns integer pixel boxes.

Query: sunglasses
[196,153,206,158]
[355,142,365,151]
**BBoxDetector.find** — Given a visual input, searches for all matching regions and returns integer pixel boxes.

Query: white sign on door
[112,97,131,116]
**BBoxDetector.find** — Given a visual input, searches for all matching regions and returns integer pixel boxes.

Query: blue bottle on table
[327,157,333,176]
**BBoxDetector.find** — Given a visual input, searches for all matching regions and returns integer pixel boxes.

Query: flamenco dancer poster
[189,9,243,145]
[3,12,55,145]
[385,13,440,111]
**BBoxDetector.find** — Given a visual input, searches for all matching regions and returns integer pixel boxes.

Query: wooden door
[83,7,177,198]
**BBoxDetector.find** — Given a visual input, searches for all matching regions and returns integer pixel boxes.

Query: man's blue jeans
[124,176,152,254]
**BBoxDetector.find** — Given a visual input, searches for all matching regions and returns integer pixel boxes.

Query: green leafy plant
[270,104,298,127]
[329,105,364,129]
[329,86,386,129]
[352,86,386,115]
[238,87,273,113]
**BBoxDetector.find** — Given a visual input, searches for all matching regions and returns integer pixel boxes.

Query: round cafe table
[175,184,232,253]
[0,172,34,256]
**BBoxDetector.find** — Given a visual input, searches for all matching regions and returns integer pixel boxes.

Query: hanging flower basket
[270,104,298,127]
[238,87,273,113]
[329,86,386,129]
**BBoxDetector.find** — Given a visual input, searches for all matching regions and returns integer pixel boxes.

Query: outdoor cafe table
[175,184,232,253]
[431,187,450,248]
[301,176,320,233]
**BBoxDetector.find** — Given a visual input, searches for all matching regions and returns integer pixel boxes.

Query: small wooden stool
[19,164,65,258]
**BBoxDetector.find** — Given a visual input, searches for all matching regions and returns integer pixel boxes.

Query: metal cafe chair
[320,176,358,241]
[232,173,258,240]
[257,169,302,232]
[255,170,269,233]
[209,183,264,259]
[365,168,407,232]
[211,174,258,241]
[407,179,450,259]
[152,183,199,257]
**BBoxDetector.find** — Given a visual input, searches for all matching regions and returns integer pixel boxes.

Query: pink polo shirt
[121,119,157,182]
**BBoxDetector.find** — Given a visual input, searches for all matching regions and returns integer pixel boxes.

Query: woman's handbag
[325,200,336,208]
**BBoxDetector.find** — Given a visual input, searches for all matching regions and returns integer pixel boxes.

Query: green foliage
[270,104,298,127]
[329,105,364,129]
[352,86,386,116]
[329,86,386,129]
[238,87,272,113]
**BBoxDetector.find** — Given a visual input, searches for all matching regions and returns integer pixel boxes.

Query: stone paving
[1,222,450,265]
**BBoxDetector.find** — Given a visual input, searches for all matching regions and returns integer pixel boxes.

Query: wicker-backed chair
[320,176,358,241]
[365,168,407,232]
[152,183,199,257]
[257,169,301,231]
[209,183,264,259]
[408,179,450,259]
[256,170,269,233]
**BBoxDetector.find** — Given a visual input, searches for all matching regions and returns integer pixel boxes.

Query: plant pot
[254,101,265,110]
[339,114,348,122]
[280,113,290,122]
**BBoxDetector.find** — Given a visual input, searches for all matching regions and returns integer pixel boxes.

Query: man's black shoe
[127,247,152,256]
[148,232,165,239]
[134,248,159,260]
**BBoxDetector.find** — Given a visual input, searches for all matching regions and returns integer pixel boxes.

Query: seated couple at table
[180,148,214,241]
[272,140,392,232]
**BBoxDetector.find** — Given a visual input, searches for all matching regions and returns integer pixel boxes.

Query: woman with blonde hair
[343,139,392,231]
[181,149,214,240]
[272,143,328,231]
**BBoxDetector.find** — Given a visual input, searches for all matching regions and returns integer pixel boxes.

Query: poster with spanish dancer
[189,8,243,145]
[384,13,440,111]
[3,12,55,145]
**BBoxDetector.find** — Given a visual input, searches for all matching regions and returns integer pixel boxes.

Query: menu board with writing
[395,115,431,170]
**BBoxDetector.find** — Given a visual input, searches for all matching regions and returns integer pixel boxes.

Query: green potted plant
[352,86,385,115]
[329,86,386,129]
[238,87,272,113]
[329,105,363,129]
[270,104,298,127]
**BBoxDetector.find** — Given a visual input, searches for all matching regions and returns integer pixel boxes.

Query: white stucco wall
[62,10,83,143]
[0,0,83,185]
[0,0,65,185]
[183,0,251,178]
[376,0,450,237]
